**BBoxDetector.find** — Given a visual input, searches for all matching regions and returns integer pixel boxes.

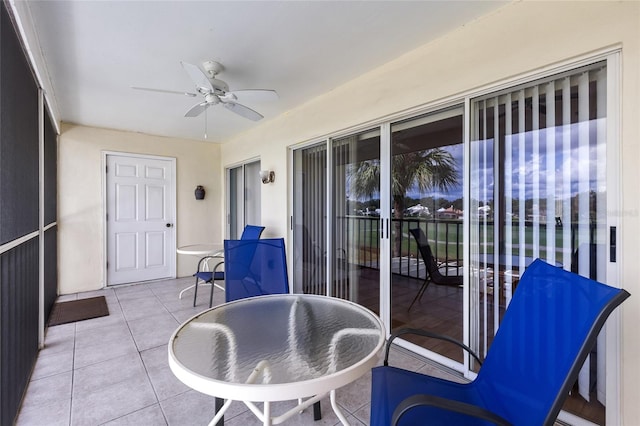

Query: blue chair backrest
[223,238,289,302]
[240,225,265,240]
[474,259,629,425]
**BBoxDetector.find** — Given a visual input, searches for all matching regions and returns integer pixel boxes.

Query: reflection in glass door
[292,129,381,312]
[388,108,465,365]
[470,62,610,424]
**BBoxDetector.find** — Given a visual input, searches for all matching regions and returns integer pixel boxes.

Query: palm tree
[350,148,459,256]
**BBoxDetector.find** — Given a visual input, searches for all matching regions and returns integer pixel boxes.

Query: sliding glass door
[291,56,618,426]
[470,61,612,424]
[292,143,327,295]
[291,129,381,315]
[227,160,261,239]
[389,108,465,365]
[331,129,381,312]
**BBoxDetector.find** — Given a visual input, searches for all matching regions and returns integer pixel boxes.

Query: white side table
[177,243,224,299]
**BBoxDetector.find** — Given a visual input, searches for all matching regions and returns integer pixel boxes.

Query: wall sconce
[259,170,275,184]
[194,185,205,200]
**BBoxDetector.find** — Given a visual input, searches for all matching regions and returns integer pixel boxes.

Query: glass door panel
[228,166,242,239]
[292,143,327,295]
[470,62,609,424]
[390,108,465,363]
[332,129,381,313]
[227,160,261,239]
[244,161,261,228]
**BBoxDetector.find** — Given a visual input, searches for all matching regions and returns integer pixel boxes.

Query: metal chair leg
[208,279,215,308]
[193,275,199,307]
[313,400,322,420]
[214,397,224,426]
[408,279,431,311]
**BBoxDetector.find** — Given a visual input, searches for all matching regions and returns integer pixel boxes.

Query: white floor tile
[16,276,460,426]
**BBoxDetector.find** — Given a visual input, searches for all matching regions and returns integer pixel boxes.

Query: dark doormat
[48,296,109,326]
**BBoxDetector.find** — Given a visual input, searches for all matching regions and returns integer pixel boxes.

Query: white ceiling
[17,1,505,143]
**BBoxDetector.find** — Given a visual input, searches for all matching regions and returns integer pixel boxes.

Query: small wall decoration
[195,185,205,200]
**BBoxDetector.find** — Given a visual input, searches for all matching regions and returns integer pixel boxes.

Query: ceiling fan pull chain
[204,110,208,139]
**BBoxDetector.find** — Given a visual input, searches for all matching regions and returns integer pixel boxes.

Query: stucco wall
[58,124,222,294]
[220,1,639,423]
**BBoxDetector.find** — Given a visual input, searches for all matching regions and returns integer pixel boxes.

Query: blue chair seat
[194,270,225,283]
[372,366,503,426]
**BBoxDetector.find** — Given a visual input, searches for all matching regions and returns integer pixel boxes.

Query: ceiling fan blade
[184,102,211,118]
[229,89,279,102]
[131,86,197,97]
[223,102,263,121]
[181,61,214,92]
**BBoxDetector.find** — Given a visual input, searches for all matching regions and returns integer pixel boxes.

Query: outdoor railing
[341,216,463,279]
[338,215,599,279]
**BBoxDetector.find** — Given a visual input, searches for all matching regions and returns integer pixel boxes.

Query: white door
[106,154,176,285]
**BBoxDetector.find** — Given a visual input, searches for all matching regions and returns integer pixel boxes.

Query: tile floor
[16,276,465,426]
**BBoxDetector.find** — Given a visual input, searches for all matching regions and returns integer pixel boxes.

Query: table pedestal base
[208,390,349,426]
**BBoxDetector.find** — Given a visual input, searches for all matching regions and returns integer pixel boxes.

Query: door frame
[102,151,177,286]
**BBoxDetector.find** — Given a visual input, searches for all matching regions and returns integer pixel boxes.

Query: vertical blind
[332,135,359,301]
[293,143,327,295]
[471,62,608,409]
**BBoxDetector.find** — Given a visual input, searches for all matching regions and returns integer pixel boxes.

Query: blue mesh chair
[222,238,289,302]
[192,225,265,307]
[371,259,630,426]
[239,224,266,240]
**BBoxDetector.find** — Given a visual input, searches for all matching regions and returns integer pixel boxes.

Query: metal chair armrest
[392,394,511,426]
[384,328,482,366]
[196,255,223,272]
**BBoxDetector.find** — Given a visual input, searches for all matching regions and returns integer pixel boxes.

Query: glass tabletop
[176,243,224,256]
[169,294,384,401]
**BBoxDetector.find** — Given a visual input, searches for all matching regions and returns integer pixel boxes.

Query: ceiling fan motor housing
[201,61,230,92]
[202,60,223,76]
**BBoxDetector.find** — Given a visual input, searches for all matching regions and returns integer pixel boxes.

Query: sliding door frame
[225,158,261,239]
[288,47,622,425]
[464,50,621,426]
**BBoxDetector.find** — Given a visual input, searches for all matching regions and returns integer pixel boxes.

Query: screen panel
[0,3,39,244]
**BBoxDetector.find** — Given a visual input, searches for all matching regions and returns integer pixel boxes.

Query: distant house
[406,203,430,217]
[437,205,463,219]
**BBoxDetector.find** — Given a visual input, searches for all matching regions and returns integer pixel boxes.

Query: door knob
[166,223,173,228]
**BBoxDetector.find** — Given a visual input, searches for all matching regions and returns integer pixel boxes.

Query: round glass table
[168,294,385,425]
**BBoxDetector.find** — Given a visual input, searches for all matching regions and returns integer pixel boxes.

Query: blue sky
[350,119,605,204]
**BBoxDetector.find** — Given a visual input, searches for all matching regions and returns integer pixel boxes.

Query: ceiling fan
[132,60,278,122]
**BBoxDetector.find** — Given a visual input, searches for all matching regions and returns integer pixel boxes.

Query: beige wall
[58,124,223,294]
[220,1,640,423]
